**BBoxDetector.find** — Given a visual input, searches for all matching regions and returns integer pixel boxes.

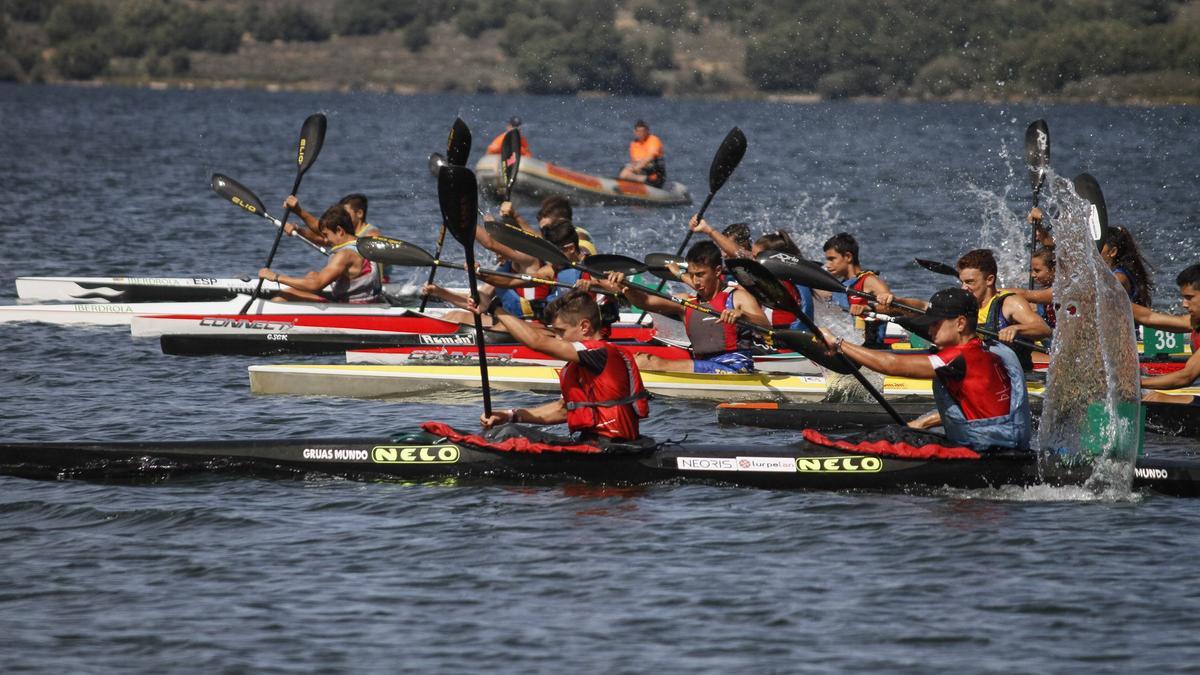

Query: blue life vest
[933,341,1032,451]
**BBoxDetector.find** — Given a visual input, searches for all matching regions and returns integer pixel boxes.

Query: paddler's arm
[499,201,531,231]
[907,410,942,431]
[1141,350,1200,391]
[999,295,1052,342]
[1132,303,1192,332]
[260,250,353,292]
[613,273,685,319]
[482,399,568,429]
[282,196,327,246]
[728,287,770,329]
[690,216,750,259]
[1003,287,1052,305]
[476,214,541,268]
[477,264,556,289]
[822,329,936,379]
[486,305,582,363]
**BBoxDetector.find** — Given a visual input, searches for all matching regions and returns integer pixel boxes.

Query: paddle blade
[585,254,647,277]
[1024,119,1050,193]
[483,219,569,268]
[437,165,480,249]
[914,258,959,278]
[708,127,747,194]
[500,128,522,191]
[447,117,472,167]
[726,259,803,315]
[756,252,842,294]
[356,236,436,267]
[211,173,268,219]
[773,330,860,375]
[643,252,687,281]
[1072,173,1109,246]
[296,113,327,176]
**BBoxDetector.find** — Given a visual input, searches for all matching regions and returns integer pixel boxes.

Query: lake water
[1,84,1198,671]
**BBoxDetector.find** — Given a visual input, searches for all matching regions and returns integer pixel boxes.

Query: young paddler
[821,233,894,348]
[478,290,649,442]
[1136,264,1200,405]
[955,248,1051,370]
[820,288,1032,450]
[258,205,382,303]
[614,240,770,373]
[283,193,381,243]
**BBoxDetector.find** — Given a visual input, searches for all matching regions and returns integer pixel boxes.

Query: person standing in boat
[258,205,381,303]
[820,233,894,348]
[820,287,1033,451]
[954,248,1051,371]
[486,117,532,157]
[618,119,666,187]
[613,241,770,374]
[478,290,649,443]
[1136,264,1200,405]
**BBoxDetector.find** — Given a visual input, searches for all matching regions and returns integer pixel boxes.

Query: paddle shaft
[1029,185,1041,290]
[635,191,716,326]
[241,192,300,314]
[418,226,448,312]
[427,259,616,295]
[462,245,493,417]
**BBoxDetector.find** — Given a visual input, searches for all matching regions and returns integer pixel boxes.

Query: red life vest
[1192,327,1199,352]
[764,282,802,328]
[559,342,649,440]
[684,288,755,358]
[927,338,1013,420]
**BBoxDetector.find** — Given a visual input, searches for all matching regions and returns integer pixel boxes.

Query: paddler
[478,289,649,442]
[1136,264,1200,404]
[613,240,770,373]
[618,119,666,187]
[259,205,382,303]
[820,287,1033,450]
[504,196,596,255]
[954,248,1051,370]
[821,233,894,348]
[485,116,532,157]
[1100,225,1155,306]
[283,193,381,243]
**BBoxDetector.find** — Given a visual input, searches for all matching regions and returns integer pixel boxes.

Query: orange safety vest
[629,134,664,162]
[487,133,531,157]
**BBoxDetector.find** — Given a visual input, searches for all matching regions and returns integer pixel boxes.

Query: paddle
[211,174,329,256]
[725,258,907,425]
[241,113,327,314]
[643,252,688,282]
[1024,120,1050,289]
[357,236,617,296]
[438,164,492,417]
[914,258,958,278]
[1072,173,1109,250]
[500,128,522,203]
[637,127,747,325]
[762,253,1048,354]
[421,118,474,312]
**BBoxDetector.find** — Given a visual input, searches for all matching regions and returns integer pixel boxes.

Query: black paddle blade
[585,254,646,276]
[643,252,687,281]
[708,127,747,194]
[500,128,522,191]
[447,117,472,167]
[773,330,860,375]
[1024,119,1050,193]
[483,219,569,268]
[296,113,327,176]
[1072,173,1109,246]
[726,259,803,315]
[356,236,436,267]
[211,173,268,219]
[914,258,959,277]
[755,252,842,294]
[437,165,480,249]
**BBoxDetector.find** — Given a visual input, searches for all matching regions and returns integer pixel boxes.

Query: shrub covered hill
[2,0,1199,103]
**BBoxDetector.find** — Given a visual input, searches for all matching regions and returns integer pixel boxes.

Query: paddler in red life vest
[1136,263,1200,406]
[259,205,382,303]
[955,248,1051,371]
[485,117,532,157]
[618,119,666,187]
[820,288,1033,451]
[478,290,649,442]
[820,233,894,348]
[614,240,770,374]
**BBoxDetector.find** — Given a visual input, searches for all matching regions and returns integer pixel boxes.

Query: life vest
[355,222,379,238]
[496,260,551,319]
[978,290,1035,371]
[559,342,649,441]
[323,240,382,303]
[1112,265,1139,303]
[486,133,531,157]
[1192,327,1200,352]
[931,339,1032,450]
[628,134,665,186]
[832,271,886,347]
[684,288,757,359]
[763,282,813,330]
[1036,299,1056,328]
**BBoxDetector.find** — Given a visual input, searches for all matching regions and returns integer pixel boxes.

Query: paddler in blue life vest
[820,287,1033,450]
[259,205,382,303]
[1135,263,1200,405]
[612,240,770,374]
[820,233,894,348]
[478,289,649,442]
[955,248,1051,371]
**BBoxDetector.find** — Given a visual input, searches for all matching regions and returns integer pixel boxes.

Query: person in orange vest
[486,117,531,156]
[618,119,666,187]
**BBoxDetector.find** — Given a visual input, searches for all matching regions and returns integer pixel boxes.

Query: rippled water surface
[1,84,1199,671]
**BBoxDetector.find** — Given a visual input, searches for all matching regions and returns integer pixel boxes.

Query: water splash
[1037,173,1141,494]
[813,295,883,402]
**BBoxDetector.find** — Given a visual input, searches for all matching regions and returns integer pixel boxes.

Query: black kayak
[160,328,517,357]
[1,425,1197,497]
[718,399,1200,439]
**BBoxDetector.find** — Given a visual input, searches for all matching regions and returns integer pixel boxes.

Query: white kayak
[474,154,691,207]
[13,275,465,304]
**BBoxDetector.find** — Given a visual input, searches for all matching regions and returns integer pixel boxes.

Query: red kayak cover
[802,428,981,460]
[421,422,604,454]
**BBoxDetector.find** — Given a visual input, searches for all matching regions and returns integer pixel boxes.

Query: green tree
[6,0,59,22]
[52,36,110,78]
[44,0,111,45]
[404,17,429,52]
[252,3,329,43]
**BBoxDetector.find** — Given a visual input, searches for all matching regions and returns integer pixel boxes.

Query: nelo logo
[371,445,460,464]
[795,456,883,473]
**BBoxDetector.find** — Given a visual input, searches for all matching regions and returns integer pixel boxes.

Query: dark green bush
[51,36,111,78]
[251,3,329,43]
[403,18,429,52]
[44,0,111,44]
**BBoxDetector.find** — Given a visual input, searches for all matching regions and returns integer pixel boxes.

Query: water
[2,84,1200,671]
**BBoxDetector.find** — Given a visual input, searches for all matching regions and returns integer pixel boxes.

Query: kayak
[0,296,406,326]
[13,275,466,304]
[473,154,691,207]
[717,399,1200,439]
[246,364,928,402]
[0,424,1195,497]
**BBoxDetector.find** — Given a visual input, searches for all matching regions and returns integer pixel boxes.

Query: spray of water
[813,295,884,402]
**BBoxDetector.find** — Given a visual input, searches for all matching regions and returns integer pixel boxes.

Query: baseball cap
[897,288,977,338]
